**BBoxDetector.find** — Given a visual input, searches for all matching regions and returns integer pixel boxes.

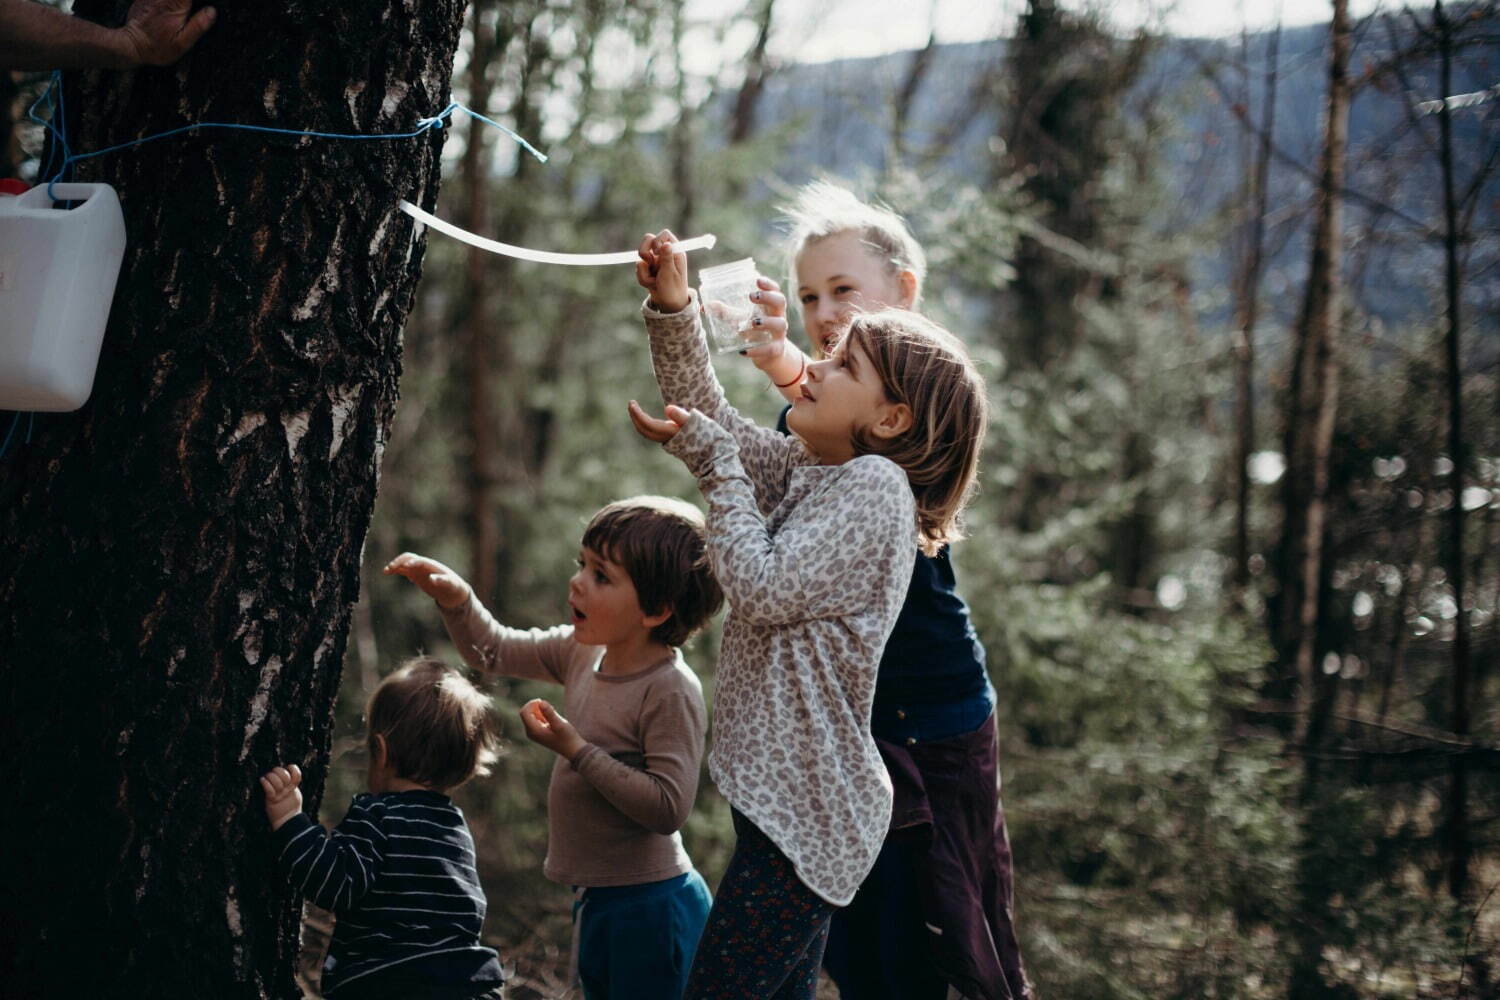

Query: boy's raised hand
[637,230,691,313]
[518,698,586,759]
[259,764,303,831]
[382,553,473,610]
[628,401,692,444]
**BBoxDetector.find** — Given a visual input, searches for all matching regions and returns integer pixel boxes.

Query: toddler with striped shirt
[259,657,505,1000]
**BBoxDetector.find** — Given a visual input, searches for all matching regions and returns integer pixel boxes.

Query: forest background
[3,0,1498,997]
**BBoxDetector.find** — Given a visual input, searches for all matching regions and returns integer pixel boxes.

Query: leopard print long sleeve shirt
[644,295,914,906]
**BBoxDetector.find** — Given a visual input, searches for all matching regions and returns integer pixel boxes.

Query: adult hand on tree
[119,0,217,67]
[0,0,215,71]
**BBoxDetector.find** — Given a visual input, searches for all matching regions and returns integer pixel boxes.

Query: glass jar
[698,257,769,353]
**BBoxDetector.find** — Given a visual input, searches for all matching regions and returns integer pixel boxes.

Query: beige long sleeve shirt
[644,295,914,905]
[442,597,706,887]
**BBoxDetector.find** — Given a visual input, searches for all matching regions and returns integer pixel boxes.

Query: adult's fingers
[176,5,216,54]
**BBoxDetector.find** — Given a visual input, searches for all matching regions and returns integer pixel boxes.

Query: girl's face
[795,232,915,357]
[786,336,909,465]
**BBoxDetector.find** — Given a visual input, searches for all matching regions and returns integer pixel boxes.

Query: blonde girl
[740,183,1031,1000]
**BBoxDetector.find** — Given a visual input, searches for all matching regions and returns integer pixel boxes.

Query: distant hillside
[708,19,1498,336]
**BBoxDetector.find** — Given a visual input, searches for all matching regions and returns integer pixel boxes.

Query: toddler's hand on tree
[382,553,473,610]
[259,764,303,831]
[636,230,691,313]
[628,401,691,444]
[518,699,585,759]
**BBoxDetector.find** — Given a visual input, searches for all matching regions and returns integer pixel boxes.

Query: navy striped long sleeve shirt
[272,789,503,997]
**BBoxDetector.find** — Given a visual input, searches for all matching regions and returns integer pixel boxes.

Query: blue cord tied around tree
[0,73,548,463]
[26,71,547,203]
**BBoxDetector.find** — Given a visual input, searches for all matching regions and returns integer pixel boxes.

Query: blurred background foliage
[328,0,1497,994]
[13,0,1470,995]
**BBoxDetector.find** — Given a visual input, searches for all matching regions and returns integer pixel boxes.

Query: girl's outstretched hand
[637,230,691,313]
[259,764,303,831]
[518,699,585,759]
[382,553,473,610]
[629,400,692,444]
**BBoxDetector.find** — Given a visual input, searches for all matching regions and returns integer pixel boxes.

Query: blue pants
[575,870,712,1000]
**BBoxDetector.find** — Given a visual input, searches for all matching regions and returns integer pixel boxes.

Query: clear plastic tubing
[398,200,716,266]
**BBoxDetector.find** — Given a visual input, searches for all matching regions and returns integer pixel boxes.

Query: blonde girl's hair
[782,181,927,307]
[841,310,987,556]
[366,657,499,792]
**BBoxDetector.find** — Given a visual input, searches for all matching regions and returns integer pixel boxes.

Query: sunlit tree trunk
[0,2,466,994]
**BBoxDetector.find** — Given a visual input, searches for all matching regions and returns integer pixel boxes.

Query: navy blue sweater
[272,790,503,998]
[776,404,991,739]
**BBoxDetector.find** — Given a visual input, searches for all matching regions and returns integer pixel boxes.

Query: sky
[707,0,1390,66]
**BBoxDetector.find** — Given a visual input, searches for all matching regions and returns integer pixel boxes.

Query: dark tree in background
[1275,0,1350,749]
[0,1,467,995]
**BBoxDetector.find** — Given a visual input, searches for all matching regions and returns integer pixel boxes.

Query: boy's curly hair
[839,310,988,556]
[366,657,499,791]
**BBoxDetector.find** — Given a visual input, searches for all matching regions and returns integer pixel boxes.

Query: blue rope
[26,72,547,202]
[6,75,549,456]
[0,413,20,463]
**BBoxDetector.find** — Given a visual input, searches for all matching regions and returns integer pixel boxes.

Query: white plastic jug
[0,183,127,412]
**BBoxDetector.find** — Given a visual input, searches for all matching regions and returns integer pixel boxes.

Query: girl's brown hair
[366,657,499,791]
[839,310,988,556]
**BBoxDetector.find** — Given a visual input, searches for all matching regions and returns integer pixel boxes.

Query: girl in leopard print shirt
[629,230,987,1000]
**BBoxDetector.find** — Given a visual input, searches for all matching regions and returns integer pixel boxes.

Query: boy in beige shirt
[384,496,724,1000]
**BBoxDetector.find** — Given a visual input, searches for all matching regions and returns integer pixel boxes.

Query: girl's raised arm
[643,297,806,513]
[663,415,916,626]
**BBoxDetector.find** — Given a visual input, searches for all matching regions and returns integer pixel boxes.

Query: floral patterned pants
[684,810,838,999]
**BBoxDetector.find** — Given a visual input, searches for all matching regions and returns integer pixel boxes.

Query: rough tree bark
[0,1,467,995]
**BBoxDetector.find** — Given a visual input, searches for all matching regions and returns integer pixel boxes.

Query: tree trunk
[0,2,466,995]
[728,0,775,146]
[463,0,501,607]
[669,0,695,236]
[1276,0,1349,745]
[891,26,936,168]
[1432,0,1472,905]
[1283,4,1350,996]
[1232,21,1279,593]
